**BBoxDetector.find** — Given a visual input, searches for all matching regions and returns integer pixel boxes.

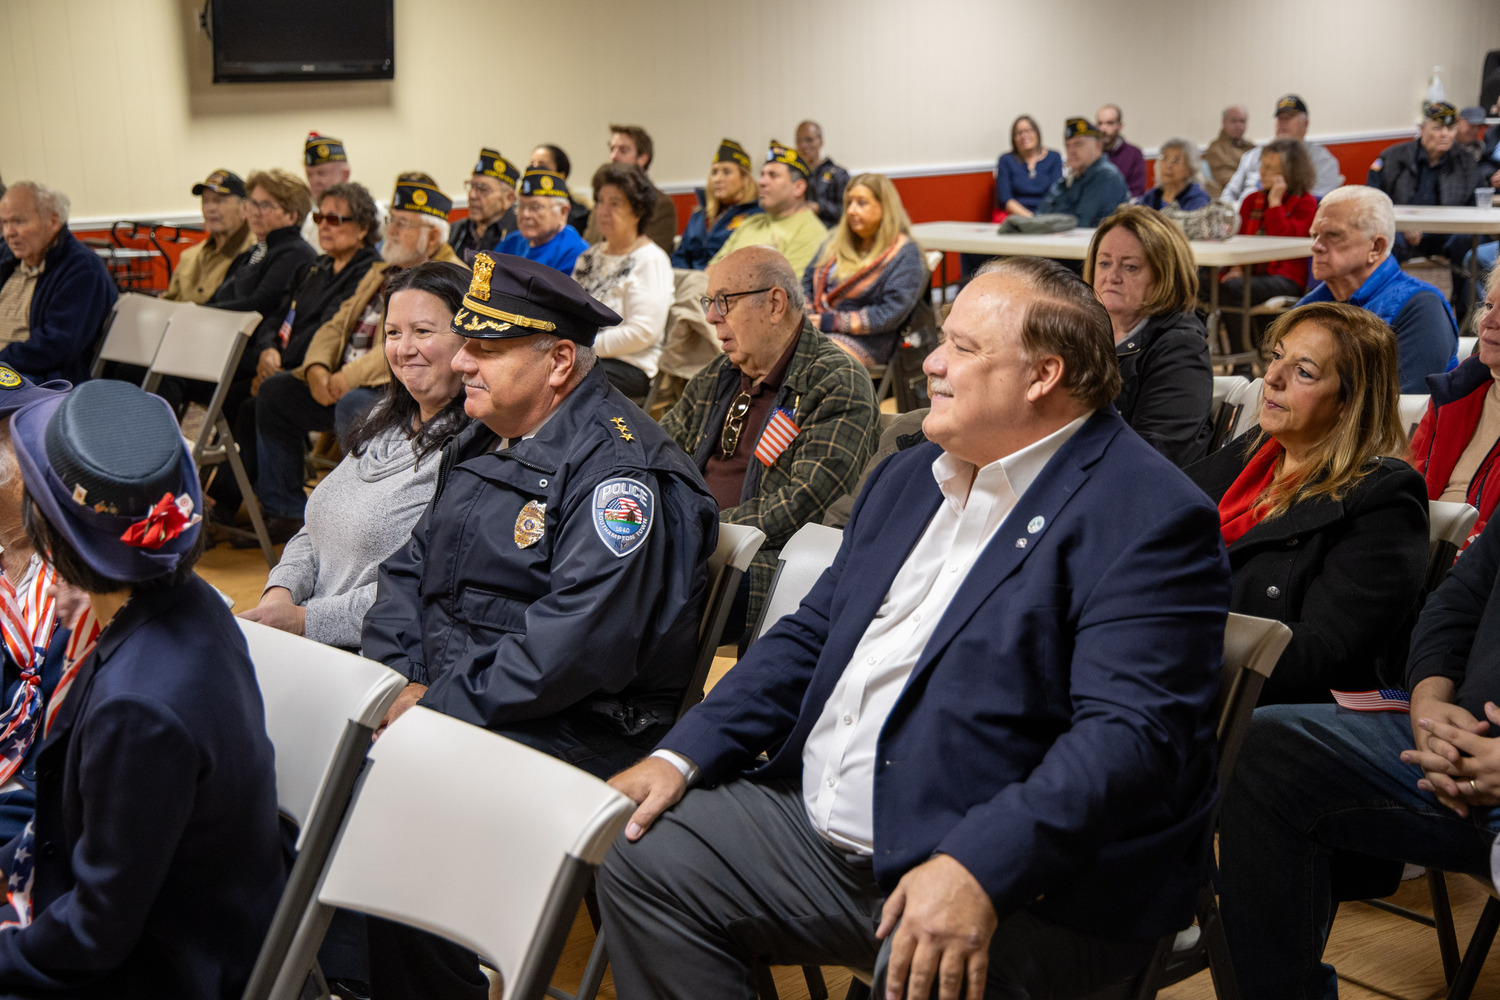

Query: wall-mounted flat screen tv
[210,0,394,82]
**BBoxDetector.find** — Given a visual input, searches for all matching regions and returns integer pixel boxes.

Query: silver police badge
[591,478,655,558]
[514,500,547,548]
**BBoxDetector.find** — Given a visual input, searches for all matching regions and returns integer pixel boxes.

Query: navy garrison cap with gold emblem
[474,148,522,189]
[1425,101,1459,127]
[519,168,570,199]
[191,169,247,199]
[453,251,621,345]
[1064,118,1102,140]
[766,140,811,179]
[304,132,348,167]
[715,139,753,173]
[1275,94,1308,117]
[392,181,453,221]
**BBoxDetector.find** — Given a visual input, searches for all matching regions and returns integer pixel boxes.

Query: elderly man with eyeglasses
[661,245,880,641]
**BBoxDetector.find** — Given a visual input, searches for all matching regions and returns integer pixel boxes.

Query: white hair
[1157,137,1201,176]
[5,181,69,226]
[420,213,447,241]
[1319,186,1396,257]
[530,334,597,384]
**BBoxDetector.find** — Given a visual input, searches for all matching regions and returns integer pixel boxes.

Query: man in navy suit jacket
[597,257,1232,999]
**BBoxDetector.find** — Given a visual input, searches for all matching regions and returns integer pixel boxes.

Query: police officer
[361,250,719,999]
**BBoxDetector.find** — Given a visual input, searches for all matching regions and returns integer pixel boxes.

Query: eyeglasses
[719,391,753,460]
[700,287,774,318]
[247,198,280,214]
[312,212,354,225]
[387,216,424,232]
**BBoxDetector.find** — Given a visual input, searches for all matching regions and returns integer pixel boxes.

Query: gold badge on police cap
[469,255,494,301]
[515,500,547,548]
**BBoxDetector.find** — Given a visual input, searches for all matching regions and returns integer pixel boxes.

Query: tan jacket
[295,243,463,388]
[1203,133,1255,199]
[161,223,253,303]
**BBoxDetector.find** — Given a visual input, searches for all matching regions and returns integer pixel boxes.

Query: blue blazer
[0,576,285,999]
[662,408,1231,939]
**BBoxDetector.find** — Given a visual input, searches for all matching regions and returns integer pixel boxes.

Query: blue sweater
[497,225,589,274]
[995,151,1063,213]
[671,201,763,270]
[1036,158,1131,227]
[1138,183,1211,212]
[0,232,117,384]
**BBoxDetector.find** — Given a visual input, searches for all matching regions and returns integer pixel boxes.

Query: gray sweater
[263,422,441,648]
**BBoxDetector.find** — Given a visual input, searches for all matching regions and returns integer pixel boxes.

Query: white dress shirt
[799,414,1087,853]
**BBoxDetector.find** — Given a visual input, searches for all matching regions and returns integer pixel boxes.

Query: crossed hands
[1401,680,1500,818]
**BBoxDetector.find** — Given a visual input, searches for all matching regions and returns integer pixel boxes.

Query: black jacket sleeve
[1126,315,1213,467]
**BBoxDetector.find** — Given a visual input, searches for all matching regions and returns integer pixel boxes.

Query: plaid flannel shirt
[662,320,881,626]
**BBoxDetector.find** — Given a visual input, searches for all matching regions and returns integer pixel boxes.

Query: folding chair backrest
[312,707,633,998]
[753,522,844,642]
[146,303,260,384]
[1215,613,1291,786]
[676,524,765,719]
[1399,394,1430,439]
[1210,376,1249,452]
[92,292,187,376]
[1225,378,1263,442]
[1460,337,1478,362]
[239,619,406,840]
[1426,501,1480,593]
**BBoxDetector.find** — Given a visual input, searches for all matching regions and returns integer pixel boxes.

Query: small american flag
[1331,688,1411,713]
[1,819,35,929]
[754,407,800,467]
[276,304,296,348]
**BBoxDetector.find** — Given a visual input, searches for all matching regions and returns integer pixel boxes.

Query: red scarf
[1219,438,1284,544]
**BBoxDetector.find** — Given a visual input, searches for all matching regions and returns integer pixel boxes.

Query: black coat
[1368,139,1483,207]
[1408,512,1500,716]
[1187,433,1429,703]
[254,246,381,372]
[1115,311,1214,467]
[0,232,117,385]
[207,225,317,321]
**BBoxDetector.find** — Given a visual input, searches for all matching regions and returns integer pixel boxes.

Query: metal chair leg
[217,416,275,568]
[752,960,780,999]
[1430,869,1463,983]
[1447,897,1500,1000]
[802,964,829,999]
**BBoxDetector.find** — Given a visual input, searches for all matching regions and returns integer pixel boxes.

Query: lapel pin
[1027,516,1045,534]
[1015,538,1027,548]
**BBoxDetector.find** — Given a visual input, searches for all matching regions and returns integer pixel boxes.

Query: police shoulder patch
[0,367,21,389]
[592,477,655,558]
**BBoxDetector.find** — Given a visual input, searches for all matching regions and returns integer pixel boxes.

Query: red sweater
[1237,190,1316,289]
[1411,369,1500,551]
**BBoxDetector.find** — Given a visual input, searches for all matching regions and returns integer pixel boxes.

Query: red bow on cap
[119,493,200,550]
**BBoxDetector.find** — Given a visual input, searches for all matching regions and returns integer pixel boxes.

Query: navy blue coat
[671,201,763,270]
[0,233,117,385]
[661,408,1231,939]
[0,575,285,998]
[363,368,719,738]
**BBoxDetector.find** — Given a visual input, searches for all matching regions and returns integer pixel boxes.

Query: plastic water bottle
[1424,66,1446,115]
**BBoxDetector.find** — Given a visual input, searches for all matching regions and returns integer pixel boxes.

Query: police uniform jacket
[363,366,719,734]
[0,575,285,999]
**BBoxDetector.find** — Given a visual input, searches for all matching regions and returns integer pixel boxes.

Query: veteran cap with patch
[392,181,453,221]
[1275,94,1309,117]
[715,139,753,173]
[190,169,247,199]
[474,148,522,189]
[1425,101,1459,127]
[518,168,570,199]
[766,140,811,179]
[453,252,621,345]
[1064,118,1102,140]
[305,132,348,167]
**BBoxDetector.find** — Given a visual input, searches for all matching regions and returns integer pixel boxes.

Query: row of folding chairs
[92,292,276,564]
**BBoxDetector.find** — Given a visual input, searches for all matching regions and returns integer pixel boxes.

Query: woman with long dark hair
[240,260,470,648]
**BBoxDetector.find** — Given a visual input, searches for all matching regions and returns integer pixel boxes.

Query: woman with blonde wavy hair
[671,139,763,270]
[801,173,928,366]
[1186,301,1429,704]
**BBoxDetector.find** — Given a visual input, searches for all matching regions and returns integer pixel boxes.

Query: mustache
[927,377,954,397]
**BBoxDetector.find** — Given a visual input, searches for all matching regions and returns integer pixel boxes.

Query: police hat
[1064,118,1102,140]
[305,132,349,167]
[392,181,453,222]
[715,139,753,173]
[1275,94,1308,117]
[191,169,247,199]
[1426,101,1459,127]
[474,148,521,189]
[766,140,811,180]
[519,169,570,199]
[453,252,621,346]
[11,381,202,582]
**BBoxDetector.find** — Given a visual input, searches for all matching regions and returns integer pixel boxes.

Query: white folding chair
[90,292,188,380]
[1426,501,1479,593]
[1224,377,1264,443]
[1400,394,1431,440]
[752,522,845,642]
[268,706,634,1000]
[1459,336,1478,361]
[238,620,407,1000]
[1210,375,1250,452]
[141,304,275,565]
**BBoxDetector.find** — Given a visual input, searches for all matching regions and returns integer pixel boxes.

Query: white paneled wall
[0,0,1497,220]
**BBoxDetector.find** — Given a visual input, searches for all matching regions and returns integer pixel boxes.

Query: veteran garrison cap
[191,169,247,199]
[766,140,811,179]
[715,139,753,172]
[1425,101,1459,127]
[305,132,349,167]
[1275,94,1309,117]
[392,181,453,221]
[519,168,570,199]
[453,251,621,345]
[474,148,522,189]
[1064,118,1102,140]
